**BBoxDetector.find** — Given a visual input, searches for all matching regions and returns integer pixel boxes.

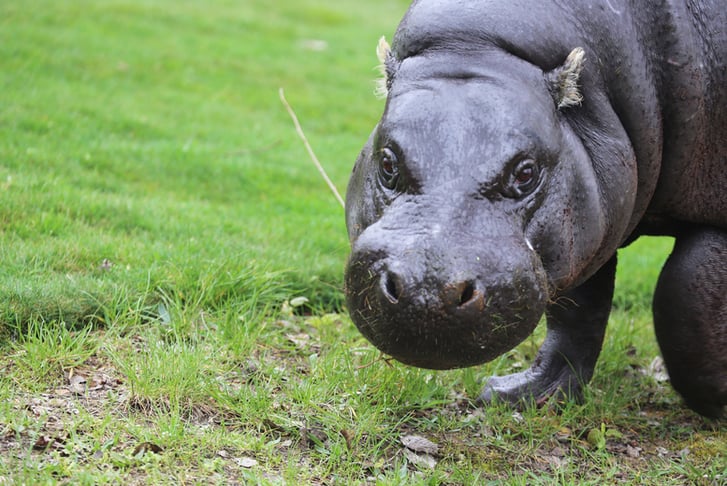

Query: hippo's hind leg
[479,256,616,406]
[653,227,727,418]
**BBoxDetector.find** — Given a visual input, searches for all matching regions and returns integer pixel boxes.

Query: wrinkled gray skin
[344,0,727,417]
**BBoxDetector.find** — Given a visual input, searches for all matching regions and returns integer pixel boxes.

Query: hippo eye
[378,147,400,189]
[510,159,540,197]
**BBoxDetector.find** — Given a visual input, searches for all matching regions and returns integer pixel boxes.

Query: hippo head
[345,44,623,369]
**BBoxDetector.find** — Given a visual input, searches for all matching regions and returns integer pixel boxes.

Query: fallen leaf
[545,454,568,468]
[48,397,67,408]
[68,374,87,395]
[33,435,53,451]
[133,442,163,457]
[340,429,354,451]
[235,457,258,468]
[550,446,566,458]
[626,445,641,458]
[289,297,309,308]
[556,427,572,442]
[33,434,66,451]
[87,374,107,391]
[644,356,669,382]
[286,333,310,349]
[157,304,171,325]
[401,435,439,456]
[403,448,438,469]
[68,370,86,384]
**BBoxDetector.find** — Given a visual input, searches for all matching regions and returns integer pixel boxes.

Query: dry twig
[279,88,345,209]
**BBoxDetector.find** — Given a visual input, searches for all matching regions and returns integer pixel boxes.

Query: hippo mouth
[344,244,548,369]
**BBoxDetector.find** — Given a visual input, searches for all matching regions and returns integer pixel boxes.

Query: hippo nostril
[459,282,476,306]
[381,271,401,304]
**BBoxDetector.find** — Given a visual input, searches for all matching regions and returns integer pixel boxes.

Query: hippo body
[344,0,727,417]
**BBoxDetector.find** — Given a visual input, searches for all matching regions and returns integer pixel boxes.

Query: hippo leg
[653,228,727,418]
[478,256,616,406]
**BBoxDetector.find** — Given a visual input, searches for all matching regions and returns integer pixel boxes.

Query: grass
[0,0,724,484]
[0,0,395,323]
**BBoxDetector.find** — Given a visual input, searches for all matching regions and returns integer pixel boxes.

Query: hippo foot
[477,360,586,407]
[479,256,618,408]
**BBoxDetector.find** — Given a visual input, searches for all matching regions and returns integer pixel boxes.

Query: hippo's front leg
[479,256,617,406]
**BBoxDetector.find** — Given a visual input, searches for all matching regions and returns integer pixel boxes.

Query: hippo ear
[547,47,586,109]
[375,36,396,99]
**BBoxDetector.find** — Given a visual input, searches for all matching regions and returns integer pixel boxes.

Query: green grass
[0,0,724,484]
[1,0,402,323]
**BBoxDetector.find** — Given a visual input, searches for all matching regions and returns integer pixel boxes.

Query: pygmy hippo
[344,0,726,417]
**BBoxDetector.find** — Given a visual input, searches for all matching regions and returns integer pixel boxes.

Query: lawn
[0,0,724,484]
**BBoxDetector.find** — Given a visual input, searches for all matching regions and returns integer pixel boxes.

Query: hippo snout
[345,228,549,369]
[379,266,485,310]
